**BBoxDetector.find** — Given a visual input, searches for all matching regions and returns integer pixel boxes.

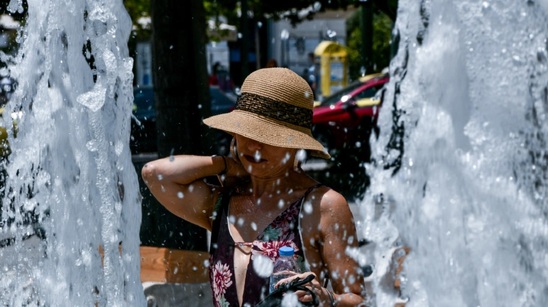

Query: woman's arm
[141,155,228,230]
[319,190,365,306]
[300,188,366,306]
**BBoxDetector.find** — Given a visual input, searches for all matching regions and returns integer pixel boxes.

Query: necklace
[234,242,253,255]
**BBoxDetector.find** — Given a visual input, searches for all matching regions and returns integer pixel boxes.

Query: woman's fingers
[273,271,299,288]
[274,272,316,288]
[270,272,326,304]
[225,156,247,177]
[295,289,316,302]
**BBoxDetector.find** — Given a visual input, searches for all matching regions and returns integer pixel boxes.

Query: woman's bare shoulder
[309,185,349,210]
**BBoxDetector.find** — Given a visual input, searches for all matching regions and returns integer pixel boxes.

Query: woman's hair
[265,59,278,68]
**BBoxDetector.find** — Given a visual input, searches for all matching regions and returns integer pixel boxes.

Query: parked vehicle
[312,72,385,108]
[130,86,237,155]
[312,74,389,158]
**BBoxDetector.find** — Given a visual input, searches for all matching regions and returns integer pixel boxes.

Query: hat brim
[203,110,330,159]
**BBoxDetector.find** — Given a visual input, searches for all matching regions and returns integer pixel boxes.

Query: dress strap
[301,183,323,204]
[209,189,232,253]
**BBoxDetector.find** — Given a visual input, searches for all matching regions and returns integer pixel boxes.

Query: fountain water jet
[0,0,145,306]
[363,0,548,306]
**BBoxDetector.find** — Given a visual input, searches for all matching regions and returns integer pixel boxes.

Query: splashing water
[1,0,547,306]
[0,0,144,306]
[363,0,548,306]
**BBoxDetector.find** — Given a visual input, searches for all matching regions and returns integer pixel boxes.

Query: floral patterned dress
[208,185,319,307]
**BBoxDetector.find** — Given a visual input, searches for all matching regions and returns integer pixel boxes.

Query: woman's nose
[245,138,262,151]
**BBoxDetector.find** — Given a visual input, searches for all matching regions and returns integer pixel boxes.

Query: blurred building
[268,9,355,77]
[134,9,356,92]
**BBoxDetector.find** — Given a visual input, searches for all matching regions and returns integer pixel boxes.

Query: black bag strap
[255,274,319,307]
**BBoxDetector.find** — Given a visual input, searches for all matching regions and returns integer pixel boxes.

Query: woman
[142,68,365,306]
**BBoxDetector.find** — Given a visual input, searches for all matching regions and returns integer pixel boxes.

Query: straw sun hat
[203,67,330,159]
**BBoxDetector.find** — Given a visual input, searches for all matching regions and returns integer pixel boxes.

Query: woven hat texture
[203,67,329,159]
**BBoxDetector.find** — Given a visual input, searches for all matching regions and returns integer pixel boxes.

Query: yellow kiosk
[314,41,349,97]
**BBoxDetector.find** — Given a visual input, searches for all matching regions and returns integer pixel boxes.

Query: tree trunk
[151,0,211,157]
[147,0,209,251]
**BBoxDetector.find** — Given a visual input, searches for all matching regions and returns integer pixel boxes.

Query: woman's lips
[243,154,266,163]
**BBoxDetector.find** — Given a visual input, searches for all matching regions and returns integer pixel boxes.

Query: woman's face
[233,134,297,177]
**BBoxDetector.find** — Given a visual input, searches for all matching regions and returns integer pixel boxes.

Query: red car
[312,74,389,158]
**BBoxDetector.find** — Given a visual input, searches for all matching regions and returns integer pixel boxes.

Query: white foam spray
[363,0,548,306]
[0,0,145,306]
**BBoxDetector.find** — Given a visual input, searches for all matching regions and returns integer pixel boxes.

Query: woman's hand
[274,272,336,306]
[224,155,247,178]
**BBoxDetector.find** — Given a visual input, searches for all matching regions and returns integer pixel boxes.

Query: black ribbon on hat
[235,92,312,129]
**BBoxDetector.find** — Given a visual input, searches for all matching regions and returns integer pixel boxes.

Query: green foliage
[205,0,359,29]
[372,13,393,69]
[245,0,355,25]
[346,8,393,81]
[124,1,397,81]
[123,0,397,44]
[124,0,151,40]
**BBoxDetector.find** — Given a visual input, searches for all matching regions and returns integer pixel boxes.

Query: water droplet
[254,151,262,161]
[348,275,356,284]
[282,152,290,164]
[296,149,307,162]
[281,292,299,306]
[252,254,273,278]
[304,201,313,214]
